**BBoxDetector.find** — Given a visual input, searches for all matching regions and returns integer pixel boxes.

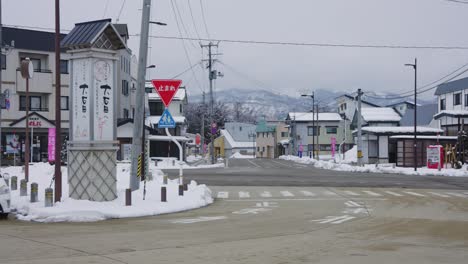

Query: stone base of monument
[68,141,119,202]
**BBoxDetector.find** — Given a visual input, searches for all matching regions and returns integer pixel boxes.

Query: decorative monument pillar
[61,19,127,201]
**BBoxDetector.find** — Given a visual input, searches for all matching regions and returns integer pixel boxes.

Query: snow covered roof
[288,112,342,122]
[147,116,186,125]
[434,110,468,119]
[220,129,255,149]
[356,126,443,134]
[361,107,401,122]
[147,87,186,101]
[148,135,190,142]
[279,139,291,145]
[386,100,421,107]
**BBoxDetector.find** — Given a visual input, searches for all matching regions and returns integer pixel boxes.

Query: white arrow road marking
[446,192,466,198]
[404,191,426,197]
[345,201,361,207]
[300,191,316,196]
[343,191,360,196]
[239,191,250,198]
[280,191,294,197]
[428,192,450,198]
[363,190,382,197]
[343,208,367,214]
[217,191,229,199]
[232,208,272,215]
[170,216,227,224]
[312,215,356,224]
[385,191,403,197]
[323,191,338,196]
[260,191,272,198]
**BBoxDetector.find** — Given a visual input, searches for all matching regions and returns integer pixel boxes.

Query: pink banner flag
[48,128,56,162]
[331,137,336,158]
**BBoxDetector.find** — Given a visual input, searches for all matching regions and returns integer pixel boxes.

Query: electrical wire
[444,0,468,4]
[172,0,198,49]
[170,61,202,79]
[199,0,211,38]
[116,0,126,22]
[186,0,202,41]
[138,35,468,50]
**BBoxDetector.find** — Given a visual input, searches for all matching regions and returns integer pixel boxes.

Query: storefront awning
[9,112,55,129]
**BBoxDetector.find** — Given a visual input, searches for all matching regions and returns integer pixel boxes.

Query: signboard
[195,133,201,146]
[151,79,182,107]
[158,109,176,128]
[427,145,444,169]
[122,144,132,160]
[331,137,336,158]
[71,58,92,141]
[48,128,56,162]
[6,134,20,154]
[28,116,42,127]
[93,59,114,140]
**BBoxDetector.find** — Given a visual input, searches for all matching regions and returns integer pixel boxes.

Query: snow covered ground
[2,162,213,222]
[230,152,255,159]
[280,154,468,177]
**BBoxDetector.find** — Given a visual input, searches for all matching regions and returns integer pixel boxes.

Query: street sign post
[151,79,182,107]
[158,109,176,128]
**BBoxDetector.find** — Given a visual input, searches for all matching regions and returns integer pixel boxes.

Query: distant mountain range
[189,88,435,120]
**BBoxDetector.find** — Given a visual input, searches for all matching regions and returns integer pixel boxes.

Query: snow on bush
[3,162,213,222]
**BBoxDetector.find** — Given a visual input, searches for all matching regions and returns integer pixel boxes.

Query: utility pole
[54,0,62,202]
[405,59,417,171]
[357,89,363,166]
[312,94,315,158]
[130,0,152,190]
[316,104,320,160]
[201,42,219,164]
[0,0,3,171]
[201,91,205,156]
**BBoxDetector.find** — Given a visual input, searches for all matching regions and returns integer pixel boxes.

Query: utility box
[427,145,444,169]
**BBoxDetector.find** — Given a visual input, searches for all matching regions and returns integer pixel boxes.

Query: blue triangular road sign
[158,109,176,128]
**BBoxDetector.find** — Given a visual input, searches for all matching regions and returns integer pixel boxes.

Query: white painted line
[385,191,403,197]
[260,191,272,198]
[246,159,261,168]
[345,201,361,207]
[280,191,294,197]
[232,208,272,215]
[446,192,467,198]
[238,191,250,198]
[363,191,382,197]
[171,216,227,224]
[225,198,388,202]
[404,191,426,197]
[323,191,338,196]
[343,191,360,196]
[270,159,293,167]
[331,216,356,224]
[217,191,229,199]
[300,191,316,197]
[428,192,450,198]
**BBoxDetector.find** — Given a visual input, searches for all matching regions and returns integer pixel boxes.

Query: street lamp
[405,58,417,171]
[301,93,315,158]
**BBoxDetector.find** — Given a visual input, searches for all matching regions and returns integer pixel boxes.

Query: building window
[60,60,68,74]
[239,126,242,131]
[281,132,288,137]
[180,104,183,113]
[20,95,46,111]
[440,98,446,110]
[122,80,129,96]
[465,94,468,107]
[454,93,461,106]
[307,126,320,136]
[1,54,6,70]
[123,108,129,119]
[149,101,164,115]
[326,126,338,134]
[60,96,69,110]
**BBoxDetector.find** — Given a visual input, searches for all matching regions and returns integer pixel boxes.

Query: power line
[199,0,210,38]
[116,0,127,22]
[444,0,468,4]
[137,35,468,50]
[186,0,202,40]
[170,60,202,79]
[170,0,204,93]
[172,0,198,49]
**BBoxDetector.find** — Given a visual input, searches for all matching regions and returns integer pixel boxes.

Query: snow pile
[230,152,254,159]
[4,162,213,222]
[186,155,202,163]
[279,155,468,177]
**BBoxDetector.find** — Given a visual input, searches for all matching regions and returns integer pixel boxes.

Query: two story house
[336,94,380,120]
[255,120,289,158]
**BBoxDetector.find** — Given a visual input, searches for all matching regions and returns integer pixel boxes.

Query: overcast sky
[4,0,468,99]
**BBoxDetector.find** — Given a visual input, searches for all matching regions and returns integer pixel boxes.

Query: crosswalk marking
[363,191,382,197]
[343,191,360,196]
[217,192,229,199]
[404,191,425,197]
[300,191,316,196]
[280,191,294,197]
[314,215,356,224]
[238,191,250,198]
[428,192,450,198]
[446,192,466,198]
[260,191,272,198]
[385,191,403,197]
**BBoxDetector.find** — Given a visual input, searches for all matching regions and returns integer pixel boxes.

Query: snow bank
[186,155,202,163]
[3,162,213,222]
[230,152,254,159]
[279,155,468,177]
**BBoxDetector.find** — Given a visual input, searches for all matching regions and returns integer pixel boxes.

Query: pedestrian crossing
[215,189,468,200]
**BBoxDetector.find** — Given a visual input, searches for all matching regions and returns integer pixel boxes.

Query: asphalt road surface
[166,158,468,190]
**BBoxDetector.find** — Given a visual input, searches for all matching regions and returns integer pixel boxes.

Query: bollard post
[178,185,184,196]
[161,186,167,202]
[183,183,188,191]
[30,183,38,203]
[11,176,17,190]
[20,179,27,196]
[125,188,132,206]
[163,174,168,185]
[45,188,54,207]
